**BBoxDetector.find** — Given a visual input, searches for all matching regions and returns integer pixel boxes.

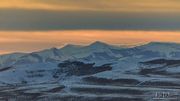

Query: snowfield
[0,41,180,101]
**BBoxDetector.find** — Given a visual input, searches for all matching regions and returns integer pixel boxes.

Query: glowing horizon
[0,30,180,54]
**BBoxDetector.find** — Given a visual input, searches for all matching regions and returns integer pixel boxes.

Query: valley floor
[0,82,180,101]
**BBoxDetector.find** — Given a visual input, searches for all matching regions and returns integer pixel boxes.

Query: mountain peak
[38,47,59,53]
[62,44,82,48]
[61,44,82,51]
[89,41,109,47]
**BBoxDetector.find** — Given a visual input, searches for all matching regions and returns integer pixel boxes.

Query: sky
[0,0,180,54]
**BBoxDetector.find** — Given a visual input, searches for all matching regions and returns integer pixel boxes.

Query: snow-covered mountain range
[1,41,180,101]
[0,41,123,67]
[1,41,180,67]
[1,41,180,83]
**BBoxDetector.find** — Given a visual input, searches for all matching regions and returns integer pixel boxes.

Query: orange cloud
[0,30,180,54]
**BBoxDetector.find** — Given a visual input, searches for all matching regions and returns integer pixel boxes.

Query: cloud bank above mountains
[0,0,180,30]
[0,0,180,54]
